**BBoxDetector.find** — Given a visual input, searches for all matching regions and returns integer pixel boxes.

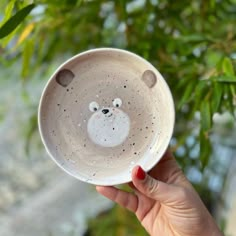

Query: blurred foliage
[1,0,236,235]
[85,185,149,235]
[85,204,148,236]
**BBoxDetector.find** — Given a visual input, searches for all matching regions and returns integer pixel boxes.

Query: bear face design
[87,98,130,148]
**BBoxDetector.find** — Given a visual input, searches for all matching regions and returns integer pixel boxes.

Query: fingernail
[136,166,146,180]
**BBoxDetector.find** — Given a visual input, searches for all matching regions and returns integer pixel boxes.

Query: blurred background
[0,0,236,235]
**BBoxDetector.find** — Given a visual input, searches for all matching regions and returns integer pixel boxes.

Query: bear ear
[142,70,157,88]
[55,69,75,87]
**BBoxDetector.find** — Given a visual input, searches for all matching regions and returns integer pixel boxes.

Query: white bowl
[38,48,175,186]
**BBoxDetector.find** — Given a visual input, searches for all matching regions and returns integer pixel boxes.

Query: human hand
[96,150,223,236]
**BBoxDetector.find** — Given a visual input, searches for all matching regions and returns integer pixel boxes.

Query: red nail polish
[136,166,146,180]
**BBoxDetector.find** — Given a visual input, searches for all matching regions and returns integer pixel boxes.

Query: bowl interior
[39,49,175,185]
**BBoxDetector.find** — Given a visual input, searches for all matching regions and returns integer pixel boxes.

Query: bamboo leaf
[210,0,216,9]
[15,23,35,48]
[222,57,235,76]
[200,130,212,170]
[211,75,236,83]
[179,34,207,43]
[177,81,196,109]
[211,82,223,114]
[0,3,35,39]
[76,0,83,7]
[21,39,34,79]
[0,1,16,46]
[24,113,37,156]
[230,84,236,97]
[0,0,16,26]
[194,80,209,109]
[65,0,78,6]
[200,100,212,131]
[224,84,236,115]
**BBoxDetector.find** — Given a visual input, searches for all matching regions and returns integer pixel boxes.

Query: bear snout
[102,109,109,114]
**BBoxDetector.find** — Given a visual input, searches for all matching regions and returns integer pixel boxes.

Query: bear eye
[113,98,122,108]
[89,101,99,112]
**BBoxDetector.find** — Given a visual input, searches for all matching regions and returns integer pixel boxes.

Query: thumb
[132,166,181,205]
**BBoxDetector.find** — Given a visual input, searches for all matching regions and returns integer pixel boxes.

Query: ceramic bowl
[38,48,175,185]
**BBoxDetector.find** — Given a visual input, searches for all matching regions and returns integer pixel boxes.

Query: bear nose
[102,109,109,114]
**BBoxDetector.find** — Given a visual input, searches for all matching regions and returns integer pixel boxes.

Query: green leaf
[230,84,236,97]
[76,0,83,7]
[0,3,35,39]
[222,57,235,76]
[0,1,17,46]
[178,34,215,44]
[21,89,31,103]
[65,0,78,6]
[200,100,212,131]
[179,34,207,43]
[1,0,16,26]
[177,80,197,109]
[210,0,216,9]
[194,80,209,109]
[224,84,236,116]
[24,113,37,156]
[21,39,34,79]
[200,130,212,170]
[211,75,236,83]
[211,82,223,114]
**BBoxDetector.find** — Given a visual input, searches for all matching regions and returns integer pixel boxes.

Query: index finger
[96,186,138,212]
[148,150,181,181]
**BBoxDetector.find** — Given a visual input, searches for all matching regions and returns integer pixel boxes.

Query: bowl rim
[38,47,175,186]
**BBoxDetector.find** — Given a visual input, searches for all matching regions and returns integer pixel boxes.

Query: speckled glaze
[38,48,175,186]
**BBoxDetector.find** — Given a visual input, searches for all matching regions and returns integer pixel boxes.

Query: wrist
[205,215,224,236]
[210,225,224,236]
